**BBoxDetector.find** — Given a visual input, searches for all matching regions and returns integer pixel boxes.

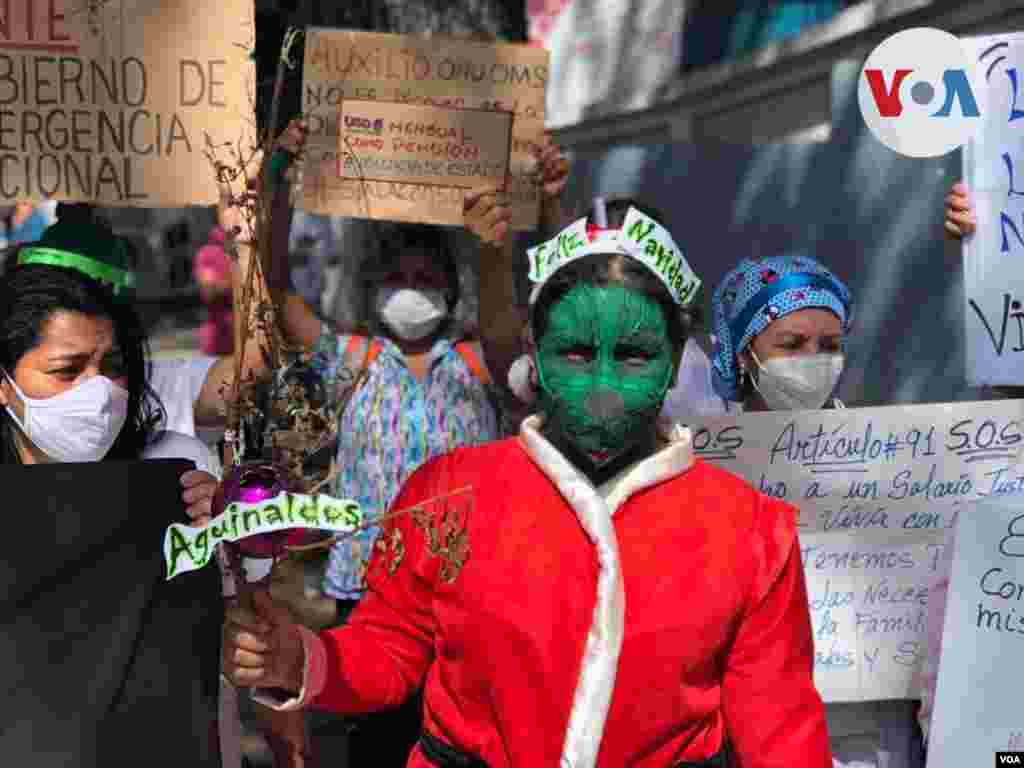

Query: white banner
[688,399,1024,534]
[927,498,1024,767]
[963,33,1024,385]
[529,0,685,128]
[688,399,1024,701]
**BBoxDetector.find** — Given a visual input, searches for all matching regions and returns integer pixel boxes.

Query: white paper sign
[687,399,1024,534]
[963,34,1024,385]
[927,497,1024,767]
[687,399,1024,701]
[801,530,943,702]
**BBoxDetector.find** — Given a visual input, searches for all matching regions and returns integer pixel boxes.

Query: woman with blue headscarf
[710,253,851,412]
[689,254,923,768]
[663,252,852,421]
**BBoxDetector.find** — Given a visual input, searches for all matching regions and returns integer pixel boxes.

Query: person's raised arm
[266,119,323,350]
[721,496,832,768]
[193,121,325,426]
[468,136,569,391]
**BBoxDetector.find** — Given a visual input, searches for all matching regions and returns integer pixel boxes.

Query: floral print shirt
[314,328,499,599]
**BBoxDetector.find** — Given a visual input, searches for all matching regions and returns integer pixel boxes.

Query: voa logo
[858,27,985,157]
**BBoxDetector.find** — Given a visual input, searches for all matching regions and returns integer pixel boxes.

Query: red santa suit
[258,416,831,768]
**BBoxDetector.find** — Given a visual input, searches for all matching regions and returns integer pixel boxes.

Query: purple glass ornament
[213,461,292,558]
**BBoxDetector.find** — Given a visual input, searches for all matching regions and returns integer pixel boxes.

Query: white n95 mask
[375,286,448,341]
[750,351,844,411]
[3,372,129,462]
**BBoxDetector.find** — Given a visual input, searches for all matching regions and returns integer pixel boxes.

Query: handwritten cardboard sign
[0,0,255,207]
[927,497,1024,766]
[301,28,548,228]
[962,34,1024,385]
[337,99,512,190]
[686,398,1024,700]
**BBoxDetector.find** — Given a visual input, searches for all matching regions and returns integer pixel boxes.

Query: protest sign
[801,529,943,702]
[686,398,1024,701]
[0,0,255,207]
[337,99,512,189]
[962,34,1024,385]
[0,459,222,767]
[926,497,1024,767]
[687,399,1024,534]
[301,28,548,228]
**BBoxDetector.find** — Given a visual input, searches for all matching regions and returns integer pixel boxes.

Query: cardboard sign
[927,497,1024,767]
[962,34,1024,385]
[0,0,255,207]
[301,28,548,228]
[686,399,1024,701]
[337,99,512,190]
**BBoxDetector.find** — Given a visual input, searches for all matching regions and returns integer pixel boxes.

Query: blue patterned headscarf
[711,253,852,401]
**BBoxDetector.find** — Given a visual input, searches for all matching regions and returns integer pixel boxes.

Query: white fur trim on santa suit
[518,415,695,768]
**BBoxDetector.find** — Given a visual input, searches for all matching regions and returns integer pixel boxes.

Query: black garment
[418,731,733,768]
[0,459,223,768]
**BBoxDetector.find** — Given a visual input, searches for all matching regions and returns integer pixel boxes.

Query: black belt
[419,731,487,768]
[418,731,732,768]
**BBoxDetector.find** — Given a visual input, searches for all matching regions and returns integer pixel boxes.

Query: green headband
[18,247,136,295]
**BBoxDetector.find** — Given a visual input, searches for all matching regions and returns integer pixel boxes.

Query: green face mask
[535,283,675,473]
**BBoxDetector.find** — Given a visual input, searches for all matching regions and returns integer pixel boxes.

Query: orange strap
[342,334,366,366]
[366,340,383,368]
[454,342,490,386]
[344,335,487,384]
[342,335,384,372]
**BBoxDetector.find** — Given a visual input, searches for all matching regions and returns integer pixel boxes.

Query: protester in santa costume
[223,199,832,768]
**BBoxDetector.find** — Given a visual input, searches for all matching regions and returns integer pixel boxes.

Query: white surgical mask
[375,286,448,341]
[749,350,844,411]
[2,372,129,462]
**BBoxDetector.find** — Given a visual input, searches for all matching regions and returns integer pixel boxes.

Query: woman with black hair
[0,226,240,767]
[222,196,831,768]
[0,233,216,486]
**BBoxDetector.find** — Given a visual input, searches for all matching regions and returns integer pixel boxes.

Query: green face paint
[535,283,674,471]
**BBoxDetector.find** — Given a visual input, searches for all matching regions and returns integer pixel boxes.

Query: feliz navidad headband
[526,206,701,308]
[18,246,136,295]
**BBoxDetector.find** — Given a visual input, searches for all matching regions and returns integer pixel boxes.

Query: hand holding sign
[181,469,218,528]
[530,134,570,201]
[223,590,305,691]
[464,186,512,245]
[464,135,568,244]
[945,181,976,239]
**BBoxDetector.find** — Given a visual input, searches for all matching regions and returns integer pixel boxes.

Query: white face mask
[374,285,448,341]
[749,350,844,411]
[3,372,129,462]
